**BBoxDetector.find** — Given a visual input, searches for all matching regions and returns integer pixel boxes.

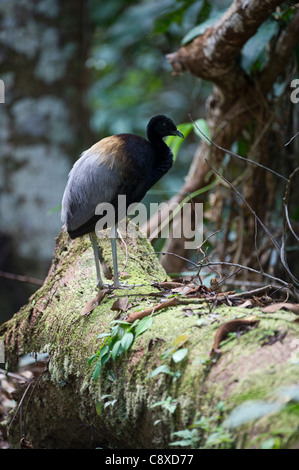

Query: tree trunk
[0,0,93,320]
[1,228,298,449]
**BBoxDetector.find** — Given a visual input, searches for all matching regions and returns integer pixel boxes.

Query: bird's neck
[147,134,173,186]
[147,133,172,160]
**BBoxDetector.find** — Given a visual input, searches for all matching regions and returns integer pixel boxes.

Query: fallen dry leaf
[155,281,185,290]
[238,299,254,308]
[261,302,299,315]
[111,296,131,313]
[172,284,196,294]
[80,289,109,316]
[126,297,180,323]
[210,316,260,356]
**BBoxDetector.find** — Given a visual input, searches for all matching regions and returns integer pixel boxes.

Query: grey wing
[61,151,119,232]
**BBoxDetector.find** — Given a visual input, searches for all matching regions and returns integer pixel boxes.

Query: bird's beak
[172,129,184,138]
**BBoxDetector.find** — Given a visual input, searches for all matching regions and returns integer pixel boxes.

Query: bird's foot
[96,275,145,290]
[111,281,145,290]
[96,281,144,290]
[96,280,113,290]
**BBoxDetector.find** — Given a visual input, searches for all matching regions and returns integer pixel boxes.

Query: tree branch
[167,0,284,92]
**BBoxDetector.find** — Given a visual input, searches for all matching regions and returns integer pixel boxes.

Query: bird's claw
[96,280,144,291]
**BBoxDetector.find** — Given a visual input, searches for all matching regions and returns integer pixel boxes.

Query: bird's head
[147,115,184,141]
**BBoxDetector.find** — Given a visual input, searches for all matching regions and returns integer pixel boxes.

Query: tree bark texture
[0,229,298,448]
[0,0,94,320]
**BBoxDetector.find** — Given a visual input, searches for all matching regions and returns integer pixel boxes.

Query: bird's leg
[89,232,107,289]
[109,225,144,289]
[110,225,120,288]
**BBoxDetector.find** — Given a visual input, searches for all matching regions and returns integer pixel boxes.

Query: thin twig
[145,250,297,295]
[189,114,288,182]
[205,161,299,288]
[150,251,199,268]
[0,270,43,286]
[285,130,299,146]
[227,284,285,298]
[196,230,222,262]
[199,261,292,288]
[214,267,243,288]
[0,368,30,382]
[22,375,43,441]
[190,114,299,286]
[7,381,32,436]
[283,167,299,243]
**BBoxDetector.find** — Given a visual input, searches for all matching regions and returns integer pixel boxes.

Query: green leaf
[165,122,191,162]
[111,339,122,361]
[93,363,102,382]
[98,344,110,360]
[96,332,111,339]
[134,316,153,337]
[121,332,134,351]
[88,353,98,366]
[172,347,188,363]
[260,438,278,449]
[95,401,102,416]
[172,370,182,381]
[170,429,198,447]
[161,347,174,360]
[172,429,195,439]
[182,11,225,45]
[193,118,210,144]
[241,20,279,73]
[107,370,115,382]
[169,439,194,447]
[150,396,177,413]
[128,318,140,330]
[110,325,120,337]
[100,351,111,366]
[204,428,234,447]
[147,364,172,379]
[115,325,129,339]
[104,399,117,408]
[101,394,113,400]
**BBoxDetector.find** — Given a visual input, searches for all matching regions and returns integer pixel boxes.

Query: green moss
[1,228,299,449]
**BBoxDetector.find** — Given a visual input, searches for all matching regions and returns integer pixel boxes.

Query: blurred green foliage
[87,0,215,137]
[86,0,222,200]
[87,0,297,139]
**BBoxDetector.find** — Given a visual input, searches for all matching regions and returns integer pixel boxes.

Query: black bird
[61,115,184,288]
